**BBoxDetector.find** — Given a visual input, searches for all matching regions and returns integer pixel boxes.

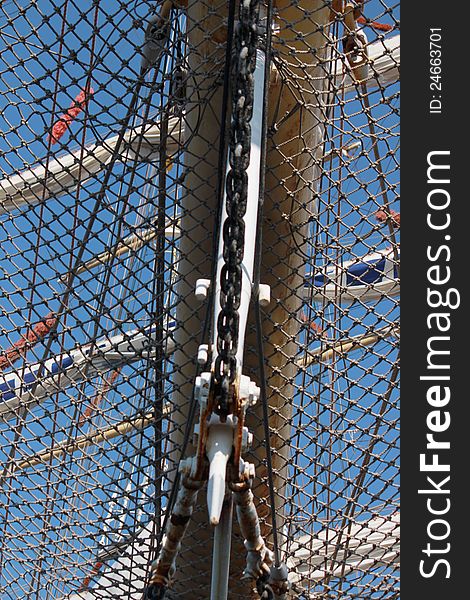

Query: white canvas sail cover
[66,513,399,598]
[287,512,400,586]
[0,35,398,216]
[0,322,175,422]
[0,117,181,215]
[66,521,155,600]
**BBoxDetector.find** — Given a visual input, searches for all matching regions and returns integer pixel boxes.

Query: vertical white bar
[212,48,266,371]
[210,495,234,600]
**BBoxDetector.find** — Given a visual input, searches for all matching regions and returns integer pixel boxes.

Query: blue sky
[0,1,399,597]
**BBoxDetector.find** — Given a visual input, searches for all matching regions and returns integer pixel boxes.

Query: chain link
[214,0,260,416]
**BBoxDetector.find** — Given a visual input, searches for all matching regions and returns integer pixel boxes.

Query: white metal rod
[212,48,266,370]
[210,495,234,600]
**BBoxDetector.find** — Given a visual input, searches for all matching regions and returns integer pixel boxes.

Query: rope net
[0,0,399,598]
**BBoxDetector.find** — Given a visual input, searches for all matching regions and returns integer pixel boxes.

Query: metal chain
[214,0,260,416]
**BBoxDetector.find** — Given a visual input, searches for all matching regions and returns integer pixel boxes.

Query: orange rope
[78,368,121,425]
[48,86,94,144]
[299,311,324,336]
[0,313,58,371]
[79,560,104,591]
[357,16,394,32]
[376,208,400,229]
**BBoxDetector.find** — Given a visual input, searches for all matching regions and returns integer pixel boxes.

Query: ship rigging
[0,1,400,598]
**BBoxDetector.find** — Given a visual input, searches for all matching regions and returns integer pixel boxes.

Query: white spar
[304,248,400,304]
[0,36,398,216]
[0,322,175,422]
[0,117,182,215]
[66,513,399,599]
[287,512,400,586]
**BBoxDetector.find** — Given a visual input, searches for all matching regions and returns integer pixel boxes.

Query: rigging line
[74,168,161,517]
[84,166,159,336]
[2,76,147,438]
[360,82,399,274]
[19,56,154,418]
[44,7,102,597]
[0,53,161,596]
[147,262,217,578]
[304,24,375,566]
[0,30,63,55]
[283,37,354,265]
[67,2,177,373]
[206,0,237,351]
[70,60,161,426]
[285,29,345,543]
[0,2,71,591]
[329,36,360,538]
[320,151,339,591]
[254,303,282,565]
[325,362,399,587]
[147,380,200,571]
[146,0,238,571]
[287,131,334,547]
[53,141,151,600]
[326,23,344,556]
[71,112,147,425]
[144,192,184,579]
[136,152,168,596]
[73,238,153,429]
[76,27,172,596]
[137,27,176,589]
[52,65,163,591]
[73,152,161,429]
[289,21,344,544]
[252,0,281,570]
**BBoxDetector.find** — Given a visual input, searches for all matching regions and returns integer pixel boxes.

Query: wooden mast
[244,0,331,556]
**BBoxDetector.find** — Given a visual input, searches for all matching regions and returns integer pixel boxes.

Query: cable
[251,0,282,570]
[25,4,172,408]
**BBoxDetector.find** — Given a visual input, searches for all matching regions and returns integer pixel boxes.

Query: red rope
[299,311,324,336]
[376,208,400,229]
[79,561,104,591]
[78,368,121,425]
[48,85,94,144]
[0,313,58,371]
[357,16,394,32]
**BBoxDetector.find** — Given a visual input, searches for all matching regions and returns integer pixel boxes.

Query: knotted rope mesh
[0,1,399,598]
